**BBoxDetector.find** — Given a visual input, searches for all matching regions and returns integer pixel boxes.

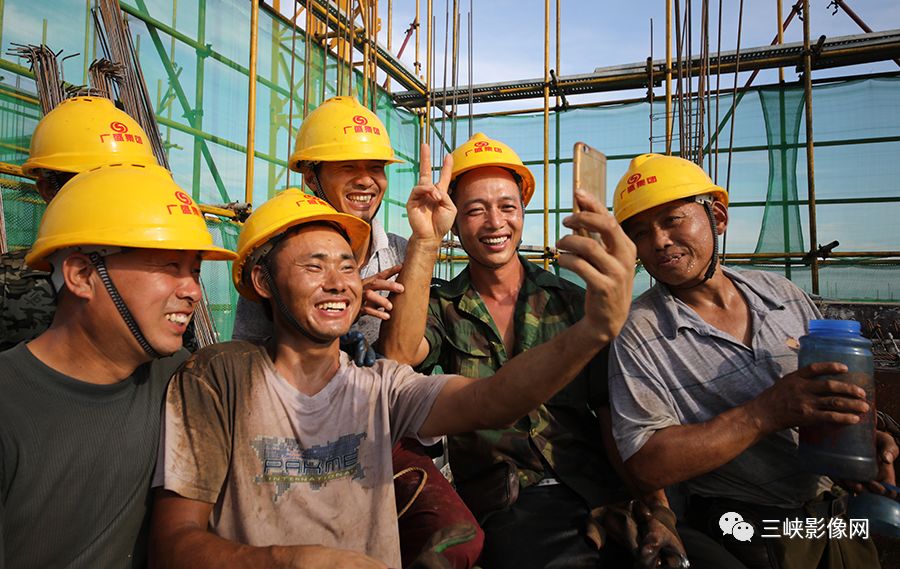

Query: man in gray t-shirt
[233,217,406,347]
[607,154,892,569]
[230,96,485,568]
[150,181,638,568]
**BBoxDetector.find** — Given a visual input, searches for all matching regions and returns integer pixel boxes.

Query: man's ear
[60,253,97,300]
[298,164,318,193]
[250,264,274,301]
[712,201,728,236]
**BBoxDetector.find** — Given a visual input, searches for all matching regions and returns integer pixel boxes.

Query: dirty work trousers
[393,438,485,569]
[478,483,633,569]
[686,494,880,569]
[478,483,745,569]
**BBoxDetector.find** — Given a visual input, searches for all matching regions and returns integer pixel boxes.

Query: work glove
[340,330,377,367]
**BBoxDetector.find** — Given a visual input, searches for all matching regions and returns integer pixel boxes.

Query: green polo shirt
[419,256,624,511]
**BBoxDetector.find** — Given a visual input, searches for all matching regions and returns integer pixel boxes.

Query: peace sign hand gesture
[406,143,456,245]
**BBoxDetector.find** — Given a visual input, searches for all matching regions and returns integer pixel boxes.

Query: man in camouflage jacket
[0,248,54,350]
[378,136,699,569]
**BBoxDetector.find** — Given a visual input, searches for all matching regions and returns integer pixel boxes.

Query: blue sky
[372,0,900,110]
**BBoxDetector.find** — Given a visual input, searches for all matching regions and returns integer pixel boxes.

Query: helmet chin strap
[88,252,162,359]
[260,260,333,345]
[668,199,719,291]
[306,165,330,202]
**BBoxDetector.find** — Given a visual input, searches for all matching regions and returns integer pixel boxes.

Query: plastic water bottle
[798,319,877,481]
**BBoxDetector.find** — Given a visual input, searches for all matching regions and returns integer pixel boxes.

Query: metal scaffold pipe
[802,0,820,293]
[542,0,550,270]
[425,0,432,145]
[777,0,785,82]
[666,0,673,154]
[245,0,260,204]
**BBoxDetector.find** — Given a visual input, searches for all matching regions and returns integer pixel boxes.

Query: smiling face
[623,199,726,288]
[254,224,363,343]
[101,248,203,356]
[452,166,524,270]
[309,160,388,223]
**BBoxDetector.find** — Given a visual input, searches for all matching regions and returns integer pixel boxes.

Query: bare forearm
[153,526,285,569]
[377,237,439,365]
[597,406,665,505]
[152,526,361,569]
[624,403,765,494]
[478,320,607,427]
[423,319,606,436]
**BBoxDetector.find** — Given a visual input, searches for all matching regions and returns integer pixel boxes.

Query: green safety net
[757,87,805,259]
[0,0,898,342]
[0,0,420,339]
[433,78,900,300]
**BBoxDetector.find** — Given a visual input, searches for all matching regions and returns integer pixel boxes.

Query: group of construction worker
[0,93,896,569]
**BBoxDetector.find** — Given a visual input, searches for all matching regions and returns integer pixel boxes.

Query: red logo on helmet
[624,173,658,195]
[99,121,143,145]
[295,194,329,208]
[167,192,202,216]
[474,141,489,148]
[353,115,368,126]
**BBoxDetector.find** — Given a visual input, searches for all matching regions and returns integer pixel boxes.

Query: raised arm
[376,143,455,366]
[419,190,636,437]
[149,491,388,569]
[621,361,870,494]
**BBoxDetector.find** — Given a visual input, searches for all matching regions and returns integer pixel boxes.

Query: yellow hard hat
[449,133,536,206]
[22,96,158,176]
[25,163,236,271]
[233,188,371,301]
[612,153,728,224]
[288,97,402,171]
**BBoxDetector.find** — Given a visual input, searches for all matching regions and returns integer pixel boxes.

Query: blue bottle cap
[808,319,862,336]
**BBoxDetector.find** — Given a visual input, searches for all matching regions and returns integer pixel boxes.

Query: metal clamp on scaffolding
[549,70,569,111]
[803,240,840,266]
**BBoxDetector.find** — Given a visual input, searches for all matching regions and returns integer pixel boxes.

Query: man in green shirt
[379,134,700,568]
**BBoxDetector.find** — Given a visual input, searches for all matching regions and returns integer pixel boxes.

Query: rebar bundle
[94,0,168,168]
[8,43,66,114]
[92,0,220,346]
[87,59,126,100]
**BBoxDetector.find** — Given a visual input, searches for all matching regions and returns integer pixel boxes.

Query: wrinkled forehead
[454,167,522,205]
[273,222,355,261]
[320,158,387,171]
[623,198,702,230]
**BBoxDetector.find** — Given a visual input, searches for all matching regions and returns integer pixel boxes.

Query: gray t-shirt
[0,343,187,569]
[608,268,831,508]
[232,219,408,346]
[154,341,449,568]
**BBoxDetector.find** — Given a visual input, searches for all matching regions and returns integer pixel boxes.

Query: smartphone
[572,142,607,238]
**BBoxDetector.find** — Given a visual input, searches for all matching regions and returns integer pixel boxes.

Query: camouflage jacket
[0,249,55,351]
[419,256,625,510]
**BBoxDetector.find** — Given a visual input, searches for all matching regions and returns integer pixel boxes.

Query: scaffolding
[0,0,898,340]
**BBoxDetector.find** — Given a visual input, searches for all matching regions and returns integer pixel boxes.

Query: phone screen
[572,142,607,238]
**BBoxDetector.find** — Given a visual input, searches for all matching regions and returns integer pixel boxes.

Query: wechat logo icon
[719,511,755,542]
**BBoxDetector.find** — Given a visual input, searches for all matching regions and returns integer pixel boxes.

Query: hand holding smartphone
[572,142,607,239]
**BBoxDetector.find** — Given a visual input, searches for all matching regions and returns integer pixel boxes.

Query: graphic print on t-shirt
[250,433,367,499]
